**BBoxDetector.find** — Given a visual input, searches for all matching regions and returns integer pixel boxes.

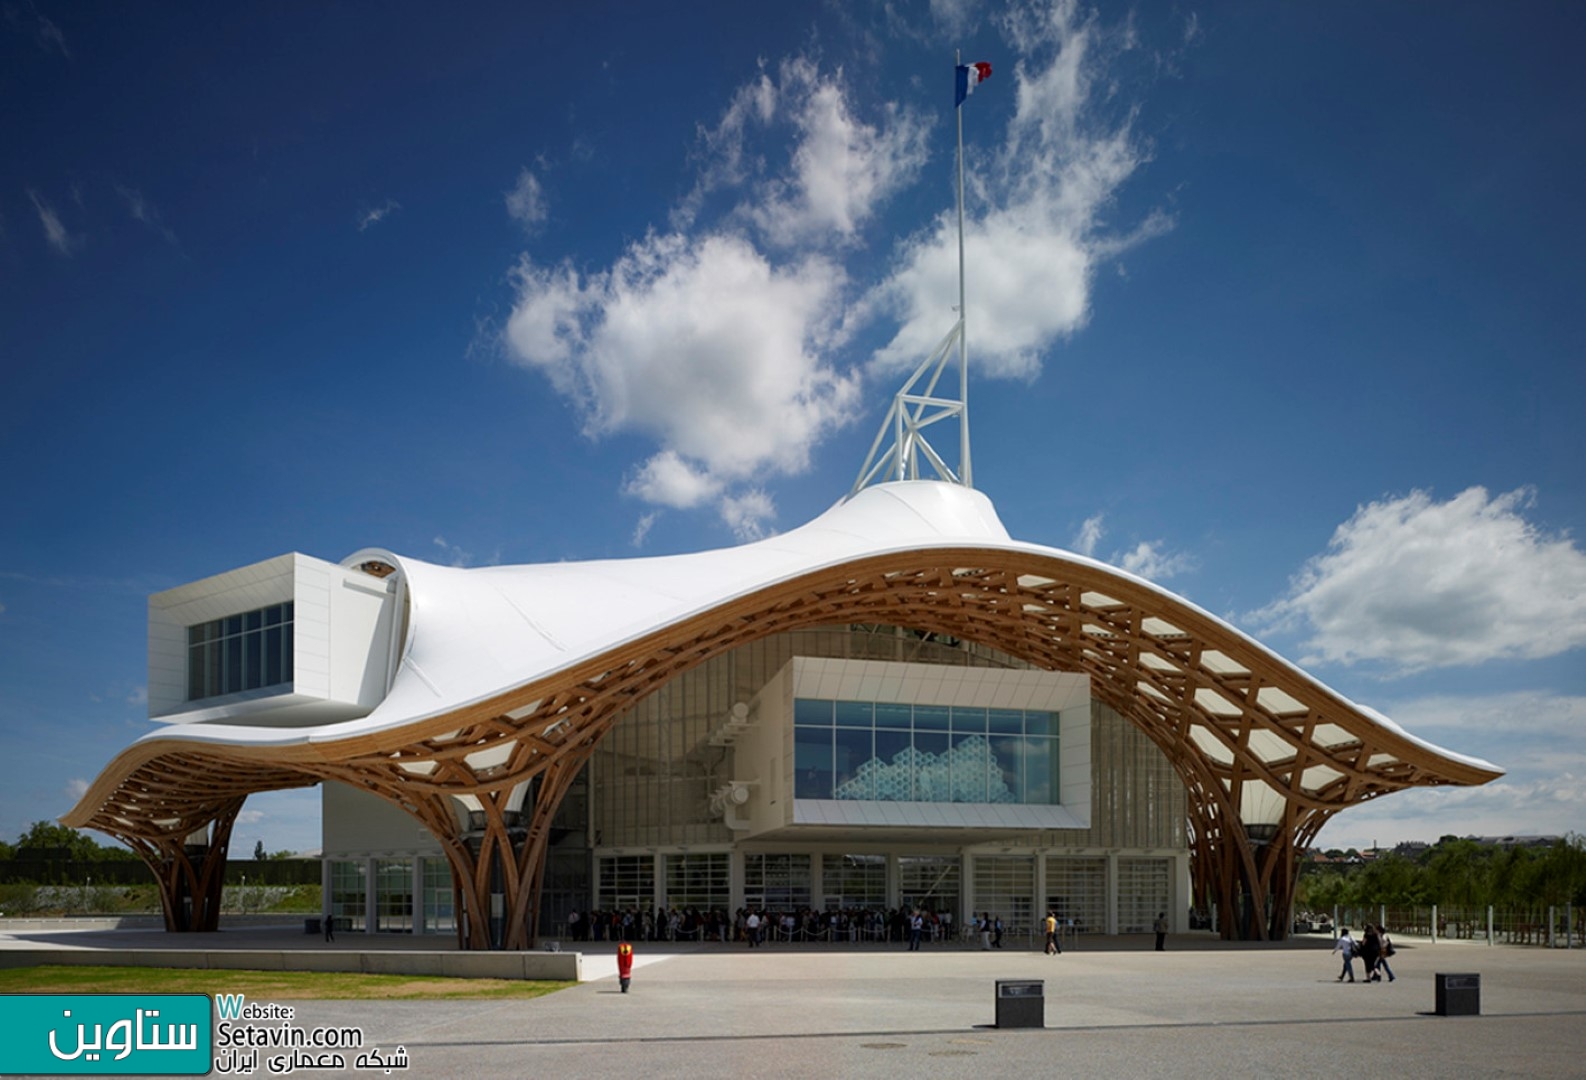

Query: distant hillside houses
[1306,835,1563,866]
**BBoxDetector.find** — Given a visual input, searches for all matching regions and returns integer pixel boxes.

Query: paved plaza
[3,923,1584,1078]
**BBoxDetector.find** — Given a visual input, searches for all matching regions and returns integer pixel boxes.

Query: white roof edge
[119,481,1497,776]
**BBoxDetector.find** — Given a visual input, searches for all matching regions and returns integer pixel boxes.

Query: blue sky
[3,1,1582,857]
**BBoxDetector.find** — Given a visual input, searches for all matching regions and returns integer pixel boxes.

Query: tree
[253,840,266,861]
[16,822,101,861]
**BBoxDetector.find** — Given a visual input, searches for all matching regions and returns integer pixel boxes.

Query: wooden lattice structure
[64,537,1500,946]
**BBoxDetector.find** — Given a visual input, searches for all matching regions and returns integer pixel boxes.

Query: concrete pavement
[3,922,1583,1078]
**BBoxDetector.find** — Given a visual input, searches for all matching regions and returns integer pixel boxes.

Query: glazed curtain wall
[793,698,1059,803]
[593,628,1185,852]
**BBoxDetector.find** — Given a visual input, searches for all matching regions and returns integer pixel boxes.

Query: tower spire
[851,53,989,499]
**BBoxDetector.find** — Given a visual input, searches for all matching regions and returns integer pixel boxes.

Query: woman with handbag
[1374,924,1397,982]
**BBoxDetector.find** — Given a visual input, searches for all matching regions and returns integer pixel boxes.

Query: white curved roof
[65,480,1499,836]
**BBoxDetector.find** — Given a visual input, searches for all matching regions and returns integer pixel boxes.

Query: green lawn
[0,964,571,1000]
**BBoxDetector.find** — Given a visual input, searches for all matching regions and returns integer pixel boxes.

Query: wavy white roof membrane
[63,478,1505,946]
[107,481,1492,776]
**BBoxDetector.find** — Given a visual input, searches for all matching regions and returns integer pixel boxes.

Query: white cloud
[504,230,861,503]
[36,14,69,58]
[1256,487,1586,674]
[631,512,659,548]
[65,778,89,801]
[29,190,80,255]
[742,58,929,248]
[235,809,266,826]
[673,57,928,248]
[503,11,1168,533]
[1314,692,1586,849]
[356,199,401,231]
[625,450,723,509]
[720,490,777,541]
[126,686,147,706]
[1115,539,1191,581]
[1072,514,1104,556]
[1069,512,1189,578]
[671,66,779,231]
[505,168,547,231]
[865,1,1170,378]
[432,535,472,567]
[928,0,979,37]
[116,185,178,246]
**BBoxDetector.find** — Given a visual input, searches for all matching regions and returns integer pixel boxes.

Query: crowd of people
[564,905,981,946]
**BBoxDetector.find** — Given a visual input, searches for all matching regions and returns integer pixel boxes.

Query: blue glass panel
[1024,737,1055,804]
[794,727,833,798]
[912,731,949,800]
[244,632,262,690]
[913,705,950,731]
[950,731,987,802]
[1024,710,1055,736]
[264,626,283,686]
[988,708,1023,734]
[225,635,243,694]
[794,699,833,726]
[835,700,873,728]
[873,729,912,800]
[989,736,1024,803]
[833,728,874,799]
[874,702,912,729]
[951,707,987,733]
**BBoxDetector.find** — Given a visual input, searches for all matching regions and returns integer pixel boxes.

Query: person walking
[1044,910,1061,955]
[323,911,335,943]
[1153,911,1169,952]
[979,912,992,951]
[1333,927,1357,982]
[1360,925,1382,984]
[908,910,924,951]
[1374,925,1397,982]
[992,915,1004,948]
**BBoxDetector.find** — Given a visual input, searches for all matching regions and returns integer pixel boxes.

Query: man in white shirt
[1333,927,1357,982]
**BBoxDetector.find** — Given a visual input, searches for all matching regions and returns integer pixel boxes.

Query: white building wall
[323,780,444,858]
[147,552,397,727]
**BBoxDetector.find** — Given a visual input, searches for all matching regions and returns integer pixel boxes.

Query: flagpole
[955,50,972,489]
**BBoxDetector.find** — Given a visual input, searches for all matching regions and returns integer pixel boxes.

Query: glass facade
[795,699,1059,804]
[744,853,811,910]
[1117,857,1172,934]
[598,855,656,910]
[973,855,1035,933]
[664,853,730,910]
[1046,857,1106,934]
[374,858,413,932]
[899,855,961,915]
[422,858,455,933]
[187,602,293,701]
[821,854,886,909]
[328,859,366,932]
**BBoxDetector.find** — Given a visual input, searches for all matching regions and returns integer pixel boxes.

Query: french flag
[955,61,992,107]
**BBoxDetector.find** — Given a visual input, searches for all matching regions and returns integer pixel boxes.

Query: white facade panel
[323,780,444,858]
[146,552,395,727]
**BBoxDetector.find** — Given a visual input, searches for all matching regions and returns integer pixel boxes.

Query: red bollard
[617,941,633,993]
